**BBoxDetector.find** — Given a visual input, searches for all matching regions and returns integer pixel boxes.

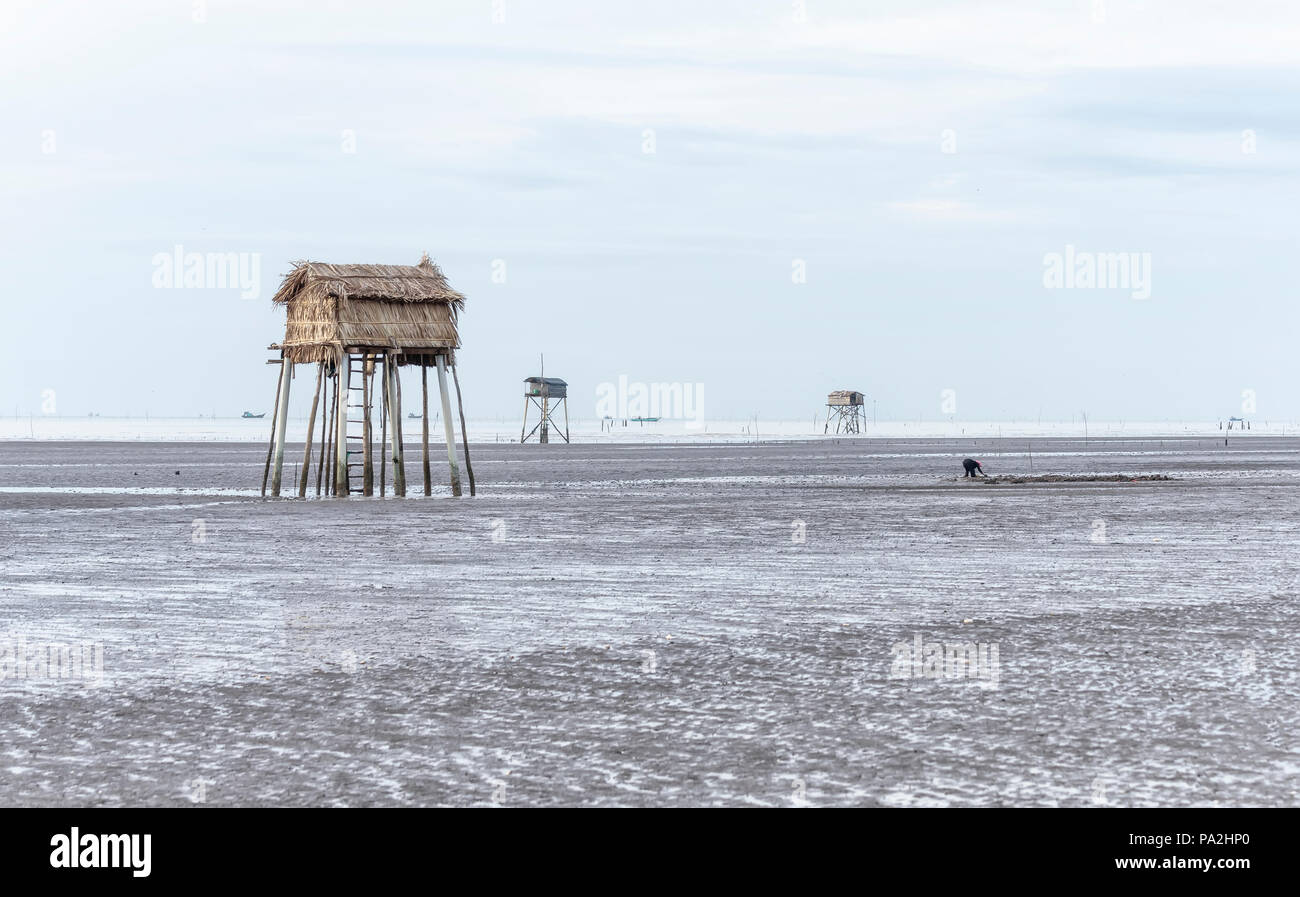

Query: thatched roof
[272,254,466,307]
[272,254,466,364]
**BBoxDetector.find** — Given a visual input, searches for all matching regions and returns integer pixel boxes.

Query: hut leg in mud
[394,358,407,496]
[435,354,462,496]
[323,363,336,496]
[362,355,374,496]
[299,363,322,498]
[451,361,476,496]
[269,356,293,497]
[422,363,432,496]
[385,354,406,497]
[261,357,285,497]
[379,356,388,497]
[315,369,328,496]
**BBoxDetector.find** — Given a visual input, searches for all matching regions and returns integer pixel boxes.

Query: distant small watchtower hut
[262,254,475,498]
[521,377,569,444]
[825,389,866,434]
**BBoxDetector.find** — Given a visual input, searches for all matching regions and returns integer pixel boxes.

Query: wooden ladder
[342,354,369,495]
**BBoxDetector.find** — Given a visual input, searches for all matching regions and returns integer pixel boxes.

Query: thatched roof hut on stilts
[261,253,475,499]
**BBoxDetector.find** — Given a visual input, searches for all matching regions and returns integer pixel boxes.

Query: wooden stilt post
[316,365,329,496]
[562,395,570,443]
[435,354,462,496]
[261,358,285,497]
[521,395,530,443]
[451,361,476,496]
[299,363,322,498]
[422,362,432,496]
[318,366,332,499]
[394,359,407,496]
[362,355,374,496]
[379,356,388,497]
[387,355,406,497]
[334,351,349,495]
[384,357,394,494]
[269,357,293,497]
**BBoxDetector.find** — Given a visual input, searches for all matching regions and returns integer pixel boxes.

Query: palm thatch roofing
[271,253,466,364]
[827,389,865,406]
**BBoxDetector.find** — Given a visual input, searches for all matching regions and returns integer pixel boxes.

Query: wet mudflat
[0,437,1297,806]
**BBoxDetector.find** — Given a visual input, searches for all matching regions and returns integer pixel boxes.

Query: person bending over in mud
[962,458,986,478]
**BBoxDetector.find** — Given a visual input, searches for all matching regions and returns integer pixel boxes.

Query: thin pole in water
[261,359,285,497]
[451,361,476,496]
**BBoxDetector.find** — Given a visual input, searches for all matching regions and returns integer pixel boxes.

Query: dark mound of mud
[977,474,1173,484]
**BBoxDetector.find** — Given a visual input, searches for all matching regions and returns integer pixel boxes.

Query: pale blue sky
[2,0,1297,422]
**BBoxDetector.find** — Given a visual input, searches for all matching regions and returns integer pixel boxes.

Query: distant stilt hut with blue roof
[521,377,569,444]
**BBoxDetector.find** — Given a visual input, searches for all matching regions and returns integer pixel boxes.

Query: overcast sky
[2,0,1297,422]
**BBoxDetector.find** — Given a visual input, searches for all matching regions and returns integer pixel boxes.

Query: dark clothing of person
[963,458,985,477]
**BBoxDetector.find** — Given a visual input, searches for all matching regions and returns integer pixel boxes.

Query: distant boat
[242,411,266,419]
[409,412,422,419]
[630,417,660,422]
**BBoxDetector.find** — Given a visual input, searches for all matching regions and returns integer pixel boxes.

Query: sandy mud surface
[0,437,1297,806]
